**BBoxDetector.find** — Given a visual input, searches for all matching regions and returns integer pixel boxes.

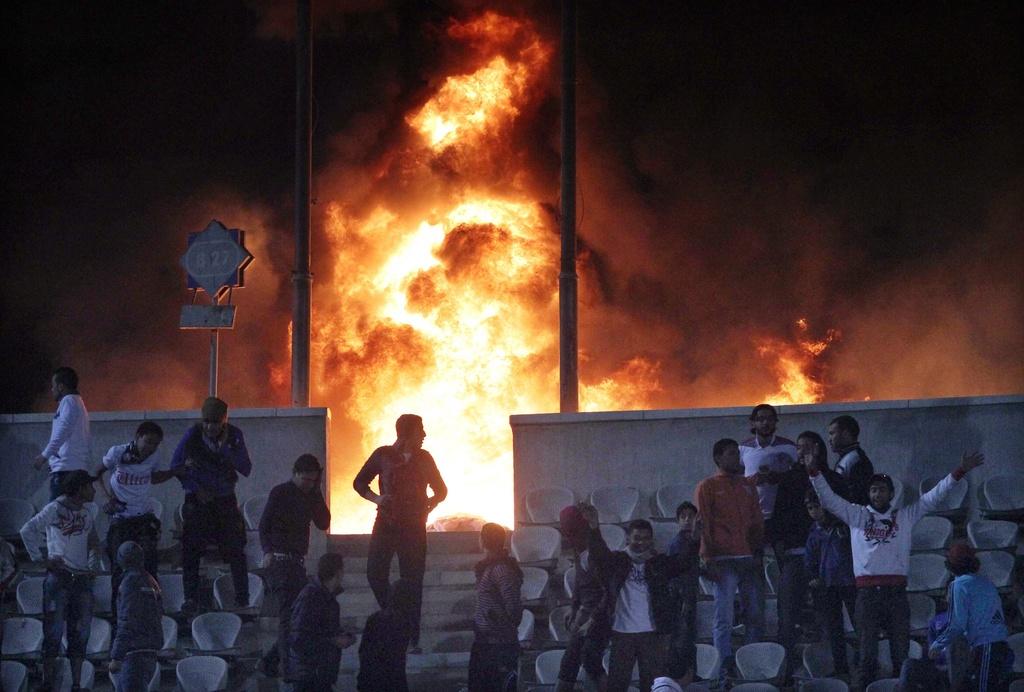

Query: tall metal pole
[209,329,219,397]
[292,0,313,407]
[559,0,579,413]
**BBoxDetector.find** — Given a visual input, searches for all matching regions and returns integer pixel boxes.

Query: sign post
[179,220,254,396]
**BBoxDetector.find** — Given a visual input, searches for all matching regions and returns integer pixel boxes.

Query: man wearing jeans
[696,438,766,675]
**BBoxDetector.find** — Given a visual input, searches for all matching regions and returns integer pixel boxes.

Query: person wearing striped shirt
[468,522,523,692]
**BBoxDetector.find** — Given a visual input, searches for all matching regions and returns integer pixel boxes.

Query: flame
[757,320,841,405]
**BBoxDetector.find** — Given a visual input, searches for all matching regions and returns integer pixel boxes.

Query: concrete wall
[510,395,1024,521]
[0,407,331,561]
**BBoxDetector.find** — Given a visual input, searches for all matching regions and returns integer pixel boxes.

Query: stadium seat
[602,650,639,683]
[977,550,1014,589]
[1,617,43,656]
[652,521,679,553]
[563,566,575,598]
[548,604,572,644]
[911,516,953,551]
[699,576,715,597]
[765,559,780,595]
[1,661,28,692]
[919,476,969,515]
[162,615,178,653]
[1009,679,1024,692]
[110,662,161,691]
[16,577,44,615]
[0,498,34,539]
[802,642,835,678]
[734,642,785,681]
[510,526,561,564]
[908,593,936,634]
[983,476,1024,513]
[158,573,185,614]
[176,655,229,691]
[865,679,899,692]
[523,486,574,524]
[536,649,576,684]
[191,612,242,652]
[695,643,721,681]
[54,658,94,692]
[241,494,268,531]
[877,639,923,677]
[907,554,948,592]
[62,616,110,657]
[518,609,535,644]
[600,524,627,551]
[212,572,265,610]
[521,566,549,601]
[967,520,1018,550]
[1009,633,1024,673]
[590,486,640,523]
[696,601,715,640]
[656,483,693,519]
[801,679,848,692]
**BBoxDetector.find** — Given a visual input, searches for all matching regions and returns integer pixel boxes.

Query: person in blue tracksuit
[929,543,1014,692]
[109,541,163,692]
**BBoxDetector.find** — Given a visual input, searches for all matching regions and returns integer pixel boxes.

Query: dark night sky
[3,1,1022,413]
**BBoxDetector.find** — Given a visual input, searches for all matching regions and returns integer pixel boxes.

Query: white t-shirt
[740,435,798,519]
[42,394,91,472]
[613,560,655,633]
[103,442,161,518]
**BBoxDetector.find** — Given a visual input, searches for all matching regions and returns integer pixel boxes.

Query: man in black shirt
[257,454,331,678]
[353,414,447,653]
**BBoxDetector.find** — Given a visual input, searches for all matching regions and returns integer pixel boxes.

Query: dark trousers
[181,493,248,605]
[812,584,858,675]
[49,471,70,501]
[608,631,669,692]
[263,558,308,675]
[468,640,519,692]
[854,584,911,689]
[668,580,698,679]
[114,651,157,692]
[559,617,611,684]
[777,553,810,676]
[291,668,339,692]
[959,641,1014,692]
[107,513,160,633]
[366,520,426,645]
[42,569,94,659]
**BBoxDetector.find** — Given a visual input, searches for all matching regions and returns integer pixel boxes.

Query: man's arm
[929,582,968,655]
[494,564,523,630]
[224,428,252,477]
[910,453,984,523]
[695,481,716,559]
[19,507,51,562]
[169,431,190,476]
[258,486,280,555]
[40,398,74,459]
[803,530,822,581]
[309,491,331,531]
[424,453,447,511]
[747,490,765,553]
[352,450,383,505]
[809,470,865,528]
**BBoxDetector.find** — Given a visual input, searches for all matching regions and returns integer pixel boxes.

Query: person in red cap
[928,542,1013,692]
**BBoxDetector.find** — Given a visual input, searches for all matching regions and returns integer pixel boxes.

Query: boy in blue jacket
[109,541,163,692]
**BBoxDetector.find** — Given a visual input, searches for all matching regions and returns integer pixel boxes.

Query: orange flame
[757,320,841,405]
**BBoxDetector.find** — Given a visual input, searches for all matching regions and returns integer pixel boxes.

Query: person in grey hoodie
[108,541,163,692]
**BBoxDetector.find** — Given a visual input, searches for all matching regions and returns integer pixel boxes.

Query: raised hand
[959,452,984,474]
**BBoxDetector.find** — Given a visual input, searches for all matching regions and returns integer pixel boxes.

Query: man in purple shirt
[170,396,252,615]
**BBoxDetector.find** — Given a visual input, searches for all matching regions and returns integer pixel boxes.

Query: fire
[758,320,841,405]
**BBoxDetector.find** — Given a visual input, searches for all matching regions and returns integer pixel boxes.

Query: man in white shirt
[739,404,798,520]
[20,470,102,691]
[33,367,91,501]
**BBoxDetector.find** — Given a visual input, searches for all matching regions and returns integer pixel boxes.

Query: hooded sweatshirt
[20,497,100,572]
[110,541,163,660]
[809,468,964,586]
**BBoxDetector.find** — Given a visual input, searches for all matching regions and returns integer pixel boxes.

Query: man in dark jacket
[828,415,873,506]
[109,541,163,692]
[288,552,355,691]
[170,396,252,615]
[585,509,700,692]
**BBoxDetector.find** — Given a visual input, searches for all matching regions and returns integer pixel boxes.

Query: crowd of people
[1,367,1015,692]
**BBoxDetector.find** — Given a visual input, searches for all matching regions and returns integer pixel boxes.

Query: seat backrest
[109,662,161,692]
[919,476,967,511]
[520,566,550,601]
[865,679,899,692]
[562,566,575,599]
[735,642,786,680]
[63,617,110,656]
[177,655,229,691]
[589,486,640,523]
[524,486,574,523]
[802,679,849,692]
[1,661,28,692]
[652,521,679,553]
[242,494,269,530]
[967,520,1019,550]
[984,476,1024,511]
[695,643,721,680]
[158,573,185,614]
[911,516,953,551]
[16,577,44,615]
[548,604,572,643]
[877,640,922,676]
[510,525,561,563]
[162,615,178,651]
[907,554,948,591]
[517,608,535,643]
[802,641,835,678]
[764,559,781,595]
[977,550,1015,588]
[599,524,627,551]
[213,572,265,609]
[656,483,692,518]
[148,497,164,520]
[2,617,43,655]
[535,649,566,683]
[0,498,35,537]
[1008,633,1024,673]
[192,612,242,651]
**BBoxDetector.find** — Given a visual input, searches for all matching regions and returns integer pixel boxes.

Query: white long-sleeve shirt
[809,469,962,586]
[41,394,91,472]
[19,498,100,572]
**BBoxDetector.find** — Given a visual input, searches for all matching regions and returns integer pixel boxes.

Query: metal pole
[209,329,219,397]
[559,0,579,413]
[291,0,313,407]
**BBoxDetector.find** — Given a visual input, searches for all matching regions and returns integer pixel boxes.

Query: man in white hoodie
[806,451,984,690]
[33,367,91,501]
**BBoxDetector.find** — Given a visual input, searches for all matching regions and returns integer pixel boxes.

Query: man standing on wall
[170,396,252,616]
[353,413,447,653]
[257,454,331,679]
[33,367,91,501]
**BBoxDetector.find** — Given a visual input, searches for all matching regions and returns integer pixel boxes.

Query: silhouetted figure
[468,523,523,692]
[288,552,355,691]
[357,579,418,692]
[108,541,163,692]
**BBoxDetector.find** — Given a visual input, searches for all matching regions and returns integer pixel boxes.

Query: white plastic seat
[191,612,242,652]
[1,661,28,692]
[0,498,35,539]
[16,577,44,615]
[241,494,268,531]
[518,608,535,643]
[521,566,550,601]
[656,483,694,519]
[590,486,640,523]
[983,476,1024,512]
[563,566,575,598]
[907,553,948,592]
[1,617,43,655]
[1009,679,1024,692]
[548,604,572,643]
[600,524,628,551]
[602,650,639,683]
[213,572,265,610]
[865,679,899,692]
[977,550,1014,588]
[1008,633,1024,673]
[764,597,779,638]
[735,642,786,681]
[523,486,574,523]
[911,516,953,551]
[908,593,936,633]
[55,658,94,692]
[536,649,577,684]
[91,574,113,614]
[695,643,721,681]
[967,520,1018,550]
[243,533,264,571]
[920,476,968,514]
[148,496,164,520]
[696,601,715,640]
[802,679,849,692]
[802,642,835,678]
[877,639,922,677]
[731,684,779,692]
[162,615,178,652]
[699,576,716,597]
[110,662,161,691]
[158,573,185,614]
[652,521,680,553]
[176,655,229,691]
[510,526,561,564]
[765,559,780,595]
[62,616,110,656]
